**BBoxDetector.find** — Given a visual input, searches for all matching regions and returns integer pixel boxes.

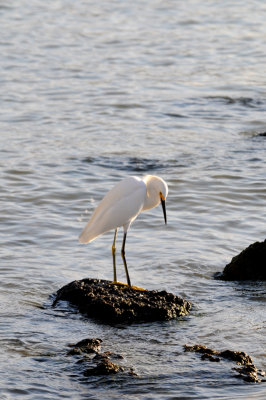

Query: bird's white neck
[141,176,161,211]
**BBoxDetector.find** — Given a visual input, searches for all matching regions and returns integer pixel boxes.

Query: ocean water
[0,0,265,398]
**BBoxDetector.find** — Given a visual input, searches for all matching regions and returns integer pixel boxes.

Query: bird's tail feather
[79,222,99,244]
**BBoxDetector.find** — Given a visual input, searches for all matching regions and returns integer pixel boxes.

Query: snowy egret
[79,175,168,287]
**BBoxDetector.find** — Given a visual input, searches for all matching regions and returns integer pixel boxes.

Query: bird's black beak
[161,198,167,225]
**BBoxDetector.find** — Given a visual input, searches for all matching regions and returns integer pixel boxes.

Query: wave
[82,156,177,172]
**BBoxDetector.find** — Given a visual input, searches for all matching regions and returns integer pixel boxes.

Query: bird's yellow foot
[130,285,147,291]
[111,280,127,287]
[110,281,147,291]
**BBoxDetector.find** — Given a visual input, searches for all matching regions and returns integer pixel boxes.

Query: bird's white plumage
[79,176,146,243]
[79,175,167,244]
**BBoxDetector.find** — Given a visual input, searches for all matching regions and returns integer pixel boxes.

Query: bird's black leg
[121,232,131,287]
[112,228,118,283]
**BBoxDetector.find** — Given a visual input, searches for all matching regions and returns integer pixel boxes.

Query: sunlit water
[0,1,266,399]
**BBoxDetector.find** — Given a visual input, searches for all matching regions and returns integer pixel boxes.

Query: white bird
[79,175,168,288]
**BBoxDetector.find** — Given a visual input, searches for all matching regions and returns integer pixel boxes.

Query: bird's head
[143,175,168,224]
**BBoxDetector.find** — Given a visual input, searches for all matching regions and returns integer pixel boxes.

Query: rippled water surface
[0,1,266,399]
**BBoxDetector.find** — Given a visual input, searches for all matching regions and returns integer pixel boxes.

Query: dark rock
[184,344,265,383]
[67,338,102,355]
[53,278,191,323]
[218,240,266,281]
[93,352,111,361]
[129,367,139,377]
[93,351,124,361]
[233,364,262,383]
[201,354,221,362]
[84,359,123,376]
[184,344,219,355]
[68,337,137,378]
[219,350,253,365]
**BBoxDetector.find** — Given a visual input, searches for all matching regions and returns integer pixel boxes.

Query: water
[0,0,265,398]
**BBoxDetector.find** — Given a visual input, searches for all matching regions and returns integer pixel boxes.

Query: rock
[217,240,266,281]
[67,338,102,355]
[93,351,124,361]
[84,359,123,376]
[219,350,253,365]
[184,344,265,383]
[67,337,137,377]
[53,278,191,323]
[233,364,263,383]
[201,354,221,362]
[184,344,219,355]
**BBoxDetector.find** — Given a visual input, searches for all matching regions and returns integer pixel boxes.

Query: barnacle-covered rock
[53,278,191,323]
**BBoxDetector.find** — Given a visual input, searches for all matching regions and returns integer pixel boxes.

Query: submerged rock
[53,278,191,323]
[67,337,136,377]
[184,344,265,383]
[217,240,266,281]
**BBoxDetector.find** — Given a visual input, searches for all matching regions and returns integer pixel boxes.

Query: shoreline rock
[53,278,191,323]
[216,240,266,281]
[184,344,265,383]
